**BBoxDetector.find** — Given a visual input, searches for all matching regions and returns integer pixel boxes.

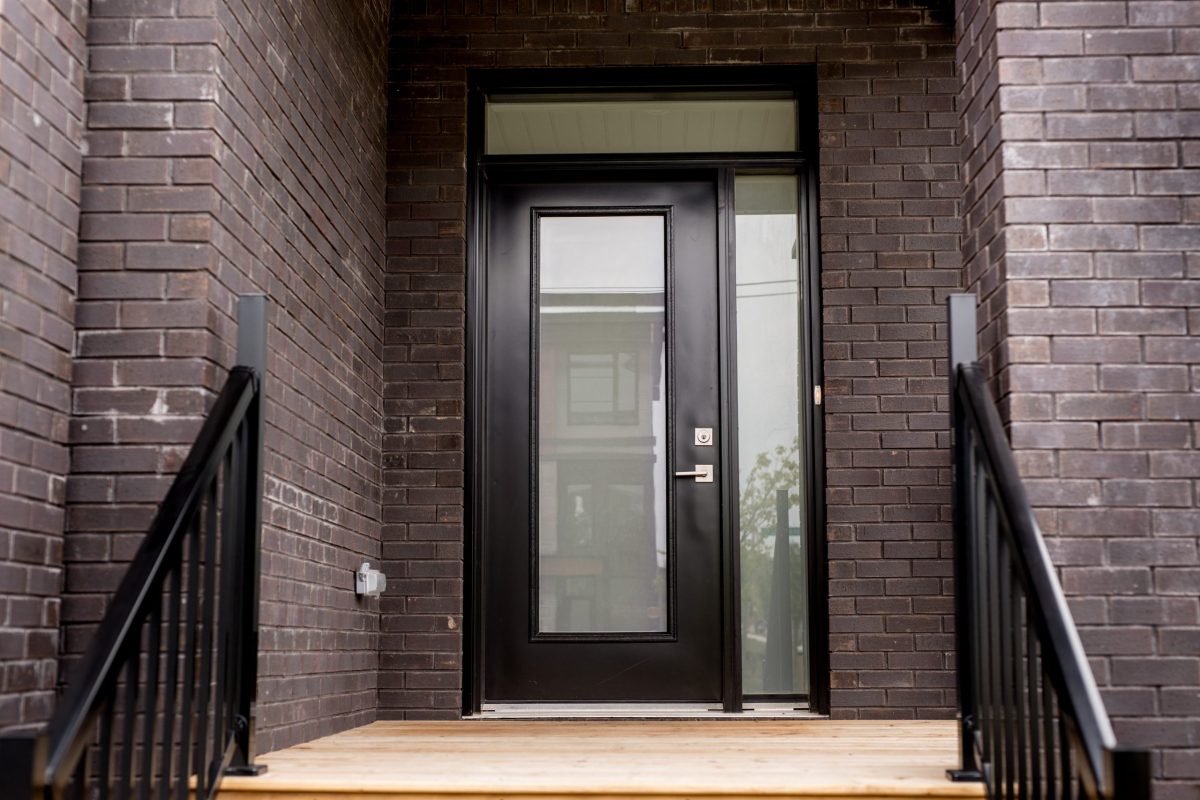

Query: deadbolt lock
[694,427,713,446]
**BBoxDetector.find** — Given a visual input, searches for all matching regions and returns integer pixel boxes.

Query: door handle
[674,465,713,483]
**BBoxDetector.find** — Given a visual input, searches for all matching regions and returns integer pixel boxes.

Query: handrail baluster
[1025,612,1041,798]
[1013,586,1027,800]
[158,563,182,800]
[139,598,161,800]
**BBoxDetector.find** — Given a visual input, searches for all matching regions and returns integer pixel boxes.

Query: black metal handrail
[1,296,268,800]
[947,297,1152,799]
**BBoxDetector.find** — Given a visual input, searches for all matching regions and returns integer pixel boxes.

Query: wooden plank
[218,720,985,800]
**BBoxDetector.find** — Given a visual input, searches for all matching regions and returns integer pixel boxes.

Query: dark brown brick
[0,0,88,732]
[961,0,1200,789]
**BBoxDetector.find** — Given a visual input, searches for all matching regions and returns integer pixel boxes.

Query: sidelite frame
[464,66,827,715]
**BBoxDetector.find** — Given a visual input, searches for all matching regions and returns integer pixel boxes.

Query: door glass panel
[735,175,808,695]
[537,215,668,634]
[487,95,796,155]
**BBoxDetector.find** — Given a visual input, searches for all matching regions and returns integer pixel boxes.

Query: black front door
[482,174,722,703]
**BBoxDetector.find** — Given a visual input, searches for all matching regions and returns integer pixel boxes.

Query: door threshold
[475,702,823,720]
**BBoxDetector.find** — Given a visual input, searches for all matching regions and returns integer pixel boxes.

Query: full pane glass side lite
[735,175,809,696]
[536,215,668,634]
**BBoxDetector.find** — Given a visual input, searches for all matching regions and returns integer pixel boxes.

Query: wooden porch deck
[216,720,984,800]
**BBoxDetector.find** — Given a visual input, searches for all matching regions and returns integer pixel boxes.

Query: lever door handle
[674,465,713,483]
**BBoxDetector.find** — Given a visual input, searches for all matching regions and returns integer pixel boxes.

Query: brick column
[957,1,1200,794]
[65,0,228,682]
[0,0,88,731]
[64,0,389,752]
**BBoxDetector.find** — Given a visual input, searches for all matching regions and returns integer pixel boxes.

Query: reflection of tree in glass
[740,436,805,695]
[740,437,801,544]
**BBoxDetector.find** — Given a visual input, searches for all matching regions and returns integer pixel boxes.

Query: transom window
[485,93,797,155]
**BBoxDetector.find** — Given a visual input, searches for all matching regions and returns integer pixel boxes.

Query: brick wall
[383,1,960,720]
[65,0,388,753]
[957,1,1200,794]
[0,0,87,732]
[818,7,960,718]
[209,0,389,753]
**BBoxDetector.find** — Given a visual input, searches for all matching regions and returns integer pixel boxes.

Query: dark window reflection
[537,215,668,634]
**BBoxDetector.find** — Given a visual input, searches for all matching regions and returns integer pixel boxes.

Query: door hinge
[814,385,823,406]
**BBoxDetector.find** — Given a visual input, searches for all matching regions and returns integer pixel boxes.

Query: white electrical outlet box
[355,562,387,597]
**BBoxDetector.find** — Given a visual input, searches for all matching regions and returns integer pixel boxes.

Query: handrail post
[0,731,44,800]
[227,294,268,777]
[1111,748,1153,800]
[947,293,982,782]
[948,294,978,377]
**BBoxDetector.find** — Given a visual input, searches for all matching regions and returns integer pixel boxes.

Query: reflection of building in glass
[536,215,668,635]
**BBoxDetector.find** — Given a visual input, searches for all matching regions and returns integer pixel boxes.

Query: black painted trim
[526,206,679,645]
[484,154,813,170]
[801,156,830,716]
[463,81,487,716]
[717,167,742,713]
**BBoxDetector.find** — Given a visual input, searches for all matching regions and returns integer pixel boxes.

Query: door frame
[463,66,827,715]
